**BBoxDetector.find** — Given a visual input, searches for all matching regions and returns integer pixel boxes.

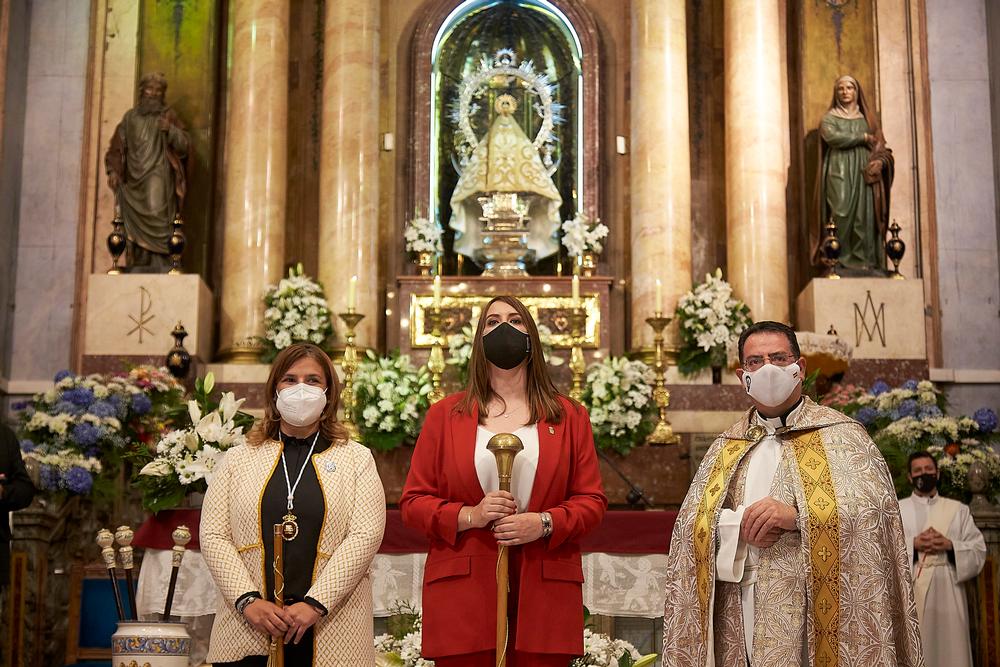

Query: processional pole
[487,433,524,667]
[268,524,285,667]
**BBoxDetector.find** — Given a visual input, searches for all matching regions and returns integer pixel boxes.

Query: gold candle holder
[568,307,587,402]
[426,307,446,403]
[645,314,680,445]
[338,310,365,441]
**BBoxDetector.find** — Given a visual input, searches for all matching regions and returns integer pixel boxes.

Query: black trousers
[214,628,315,667]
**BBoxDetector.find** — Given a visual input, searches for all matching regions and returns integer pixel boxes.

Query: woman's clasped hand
[471,490,546,546]
[242,599,323,645]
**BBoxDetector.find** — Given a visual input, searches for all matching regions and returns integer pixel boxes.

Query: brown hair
[456,296,567,424]
[248,343,350,446]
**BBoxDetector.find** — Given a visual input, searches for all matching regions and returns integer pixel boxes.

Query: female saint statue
[449,94,562,263]
[814,75,894,275]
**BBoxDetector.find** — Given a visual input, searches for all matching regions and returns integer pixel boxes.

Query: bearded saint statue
[449,94,562,263]
[105,72,189,273]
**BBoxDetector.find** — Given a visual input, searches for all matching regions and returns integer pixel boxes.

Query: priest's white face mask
[742,362,802,408]
[275,384,327,427]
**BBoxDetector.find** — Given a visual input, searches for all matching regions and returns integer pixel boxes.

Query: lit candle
[655,279,663,315]
[348,275,358,311]
[433,275,442,307]
[572,274,580,305]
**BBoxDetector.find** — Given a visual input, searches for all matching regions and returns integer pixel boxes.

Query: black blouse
[260,431,330,611]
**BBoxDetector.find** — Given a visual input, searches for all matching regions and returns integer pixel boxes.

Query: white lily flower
[139,458,172,477]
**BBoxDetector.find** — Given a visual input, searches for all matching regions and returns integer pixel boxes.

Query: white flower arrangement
[403,215,443,254]
[374,611,656,667]
[880,415,977,443]
[571,628,657,667]
[561,212,609,257]
[134,373,253,512]
[583,357,656,454]
[675,268,752,376]
[354,351,433,451]
[262,263,334,361]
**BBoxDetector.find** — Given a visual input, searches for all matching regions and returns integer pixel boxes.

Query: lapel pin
[548,426,555,435]
[325,461,337,473]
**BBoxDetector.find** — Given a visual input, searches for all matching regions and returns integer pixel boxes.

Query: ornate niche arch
[409,0,601,273]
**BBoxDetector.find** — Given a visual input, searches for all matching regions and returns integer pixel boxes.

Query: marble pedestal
[83,274,213,368]
[796,278,927,359]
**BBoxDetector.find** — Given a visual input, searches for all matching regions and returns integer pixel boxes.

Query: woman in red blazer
[400,295,607,666]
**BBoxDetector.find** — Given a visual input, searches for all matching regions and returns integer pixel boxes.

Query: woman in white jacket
[201,343,386,666]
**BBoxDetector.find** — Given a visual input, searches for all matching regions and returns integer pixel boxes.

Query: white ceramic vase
[112,621,191,667]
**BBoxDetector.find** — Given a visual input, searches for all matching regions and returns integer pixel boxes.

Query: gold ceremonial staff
[269,524,285,667]
[487,432,524,667]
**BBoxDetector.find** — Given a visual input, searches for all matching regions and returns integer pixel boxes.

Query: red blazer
[400,392,607,658]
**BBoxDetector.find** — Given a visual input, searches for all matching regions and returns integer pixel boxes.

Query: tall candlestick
[655,279,663,315]
[645,315,680,445]
[347,275,358,312]
[433,275,442,307]
[572,275,580,304]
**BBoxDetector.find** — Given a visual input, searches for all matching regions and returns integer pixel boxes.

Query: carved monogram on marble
[853,290,886,347]
[127,286,156,343]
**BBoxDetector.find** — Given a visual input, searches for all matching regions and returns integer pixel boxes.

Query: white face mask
[742,362,802,408]
[275,383,327,427]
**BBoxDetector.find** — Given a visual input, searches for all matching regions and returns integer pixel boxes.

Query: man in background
[899,451,985,667]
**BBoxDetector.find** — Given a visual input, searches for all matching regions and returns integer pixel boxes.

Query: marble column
[218,0,289,361]
[724,0,789,323]
[319,0,380,346]
[629,0,692,349]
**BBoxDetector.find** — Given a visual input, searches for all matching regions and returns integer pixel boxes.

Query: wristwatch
[540,512,553,538]
[236,592,261,616]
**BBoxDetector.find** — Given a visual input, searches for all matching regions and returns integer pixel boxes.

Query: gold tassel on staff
[487,433,524,667]
[268,524,285,667]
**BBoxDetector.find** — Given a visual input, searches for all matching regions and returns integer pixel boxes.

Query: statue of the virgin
[449,94,562,262]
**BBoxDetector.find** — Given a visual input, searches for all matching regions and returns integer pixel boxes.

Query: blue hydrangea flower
[856,407,878,426]
[870,380,890,396]
[54,400,83,416]
[19,439,35,453]
[889,409,901,421]
[902,379,919,391]
[39,465,61,491]
[973,407,998,433]
[11,399,30,411]
[131,394,152,415]
[919,405,943,419]
[54,369,74,382]
[71,422,102,448]
[898,399,918,418]
[62,466,93,495]
[88,400,117,418]
[62,387,95,408]
[108,394,129,418]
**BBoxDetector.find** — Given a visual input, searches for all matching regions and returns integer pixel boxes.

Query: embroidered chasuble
[662,398,924,667]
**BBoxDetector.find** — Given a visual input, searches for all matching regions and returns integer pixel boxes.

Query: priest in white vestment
[662,321,923,667]
[899,451,986,667]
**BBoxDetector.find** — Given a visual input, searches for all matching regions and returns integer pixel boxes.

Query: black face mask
[483,322,531,370]
[913,473,938,494]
